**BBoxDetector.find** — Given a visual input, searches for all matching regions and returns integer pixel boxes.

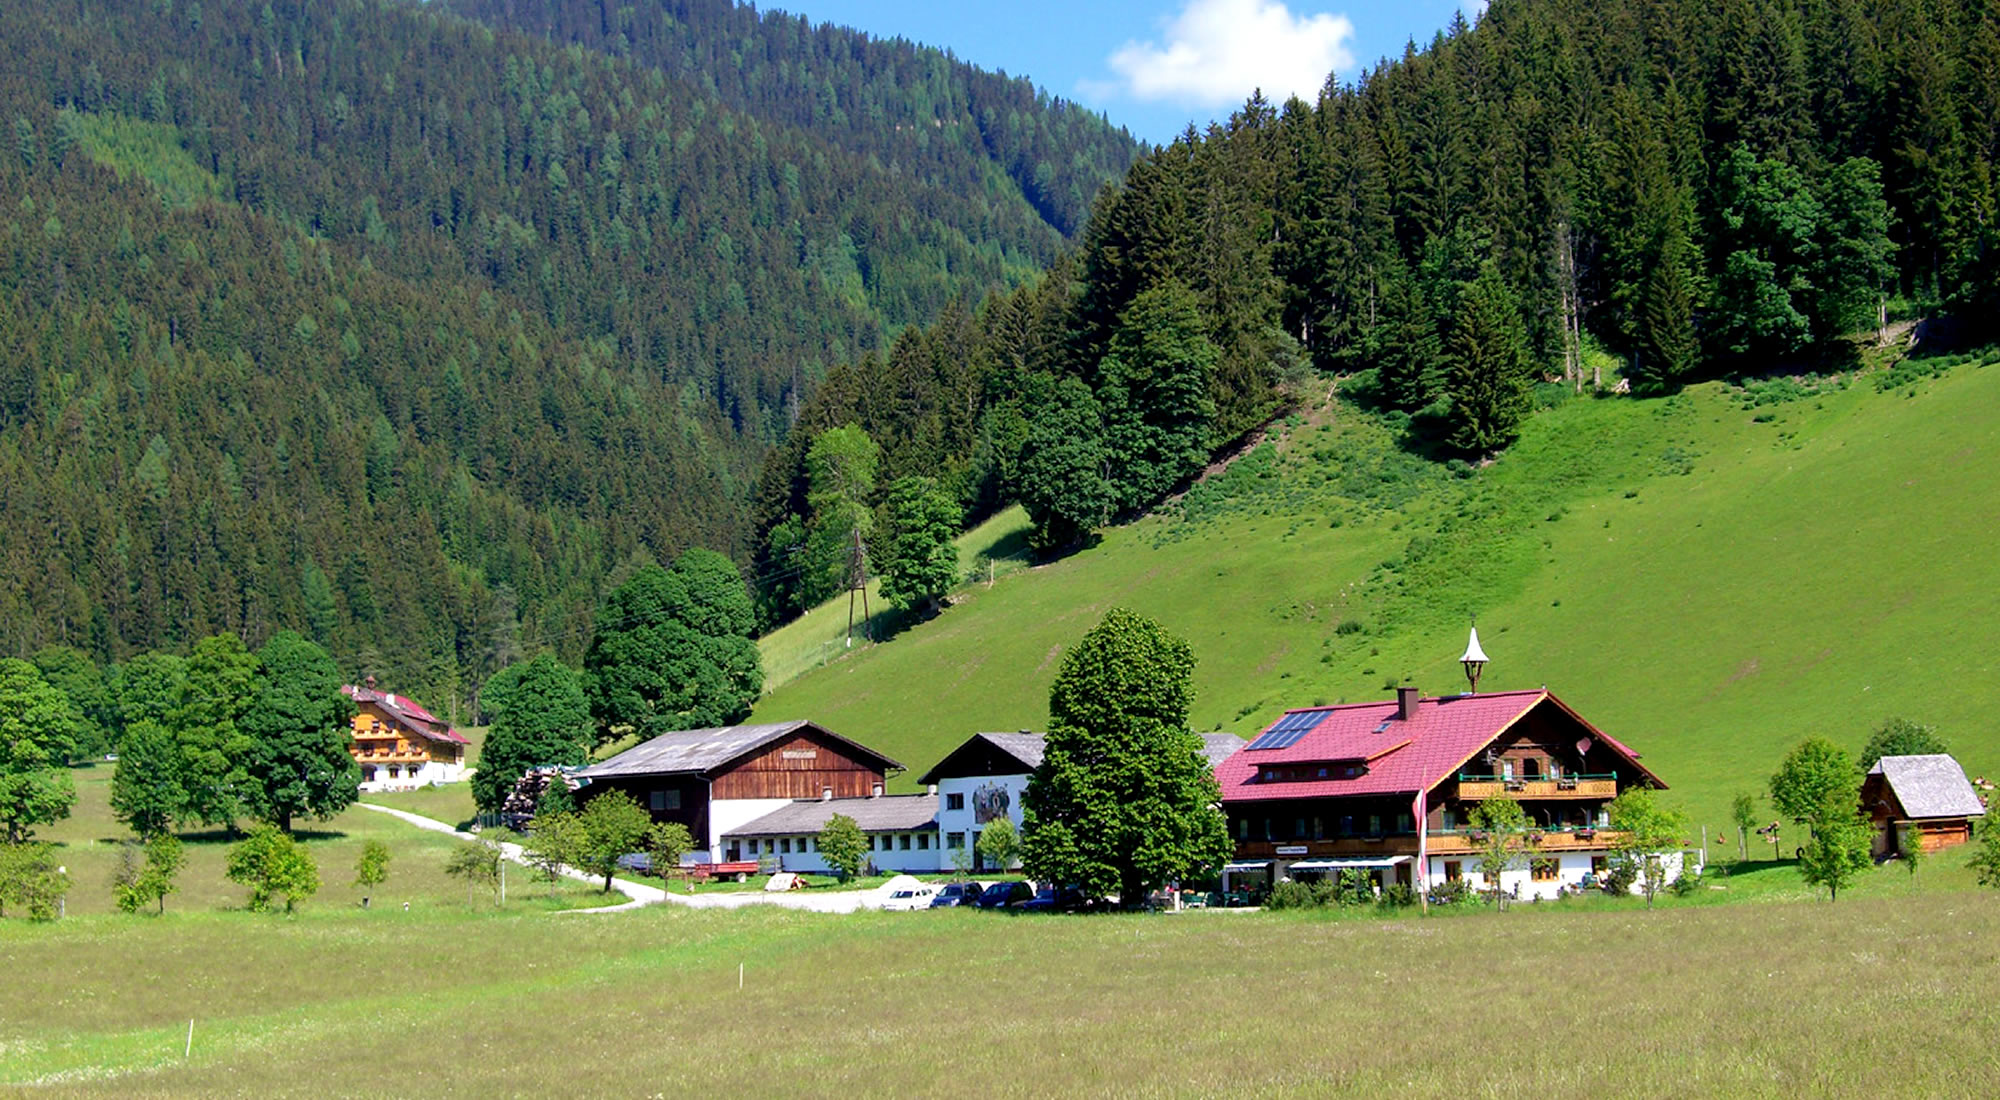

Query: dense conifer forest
[0,0,1138,700]
[754,0,2000,622]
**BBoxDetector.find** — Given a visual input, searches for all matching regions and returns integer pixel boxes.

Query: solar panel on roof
[1247,710,1324,750]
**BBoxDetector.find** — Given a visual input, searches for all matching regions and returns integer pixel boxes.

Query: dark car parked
[973,880,1033,909]
[1016,885,1090,913]
[929,881,987,909]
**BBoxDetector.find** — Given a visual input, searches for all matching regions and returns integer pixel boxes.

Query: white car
[879,884,938,911]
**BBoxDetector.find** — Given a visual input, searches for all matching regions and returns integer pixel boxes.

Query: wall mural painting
[972,783,1011,824]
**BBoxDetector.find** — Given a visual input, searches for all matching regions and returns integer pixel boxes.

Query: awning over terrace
[1220,861,1272,873]
[1285,856,1412,871]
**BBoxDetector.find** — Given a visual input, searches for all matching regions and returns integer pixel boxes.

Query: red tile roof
[342,684,470,745]
[1215,689,1657,803]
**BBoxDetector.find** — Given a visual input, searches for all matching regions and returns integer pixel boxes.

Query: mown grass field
[31,762,605,920]
[755,357,2000,833]
[4,855,1995,1095]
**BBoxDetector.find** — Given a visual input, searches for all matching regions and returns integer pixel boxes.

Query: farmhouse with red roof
[342,679,470,791]
[1216,671,1691,901]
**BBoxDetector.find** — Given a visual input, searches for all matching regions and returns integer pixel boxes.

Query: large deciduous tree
[240,632,360,832]
[111,720,183,839]
[32,646,110,762]
[1022,607,1230,904]
[171,634,260,831]
[879,476,961,616]
[473,654,590,814]
[0,659,78,843]
[583,550,761,745]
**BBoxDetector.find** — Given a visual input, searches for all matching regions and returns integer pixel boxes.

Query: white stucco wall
[707,797,797,857]
[726,829,943,874]
[1423,848,1700,901]
[357,757,466,792]
[936,774,1030,870]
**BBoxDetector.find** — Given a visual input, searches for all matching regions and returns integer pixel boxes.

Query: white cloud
[1095,0,1356,110]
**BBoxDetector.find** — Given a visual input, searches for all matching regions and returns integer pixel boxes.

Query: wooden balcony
[1235,830,1625,860]
[1423,829,1624,855]
[1456,775,1617,800]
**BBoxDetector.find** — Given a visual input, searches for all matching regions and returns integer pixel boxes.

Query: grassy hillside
[755,356,2000,831]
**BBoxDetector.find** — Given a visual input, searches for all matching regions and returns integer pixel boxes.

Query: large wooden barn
[571,720,904,862]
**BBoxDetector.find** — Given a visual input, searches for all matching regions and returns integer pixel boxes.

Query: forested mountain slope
[0,0,1136,695]
[754,0,2000,624]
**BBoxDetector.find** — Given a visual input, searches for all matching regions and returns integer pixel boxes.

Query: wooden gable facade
[710,728,886,801]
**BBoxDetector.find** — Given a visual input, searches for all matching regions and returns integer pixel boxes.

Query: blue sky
[771,0,1479,144]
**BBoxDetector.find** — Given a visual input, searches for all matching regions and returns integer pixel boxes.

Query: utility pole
[844,526,872,648]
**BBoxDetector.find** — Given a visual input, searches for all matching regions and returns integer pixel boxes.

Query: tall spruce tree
[1098,282,1219,513]
[1445,265,1537,455]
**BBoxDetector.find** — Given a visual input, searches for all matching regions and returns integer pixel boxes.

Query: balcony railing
[1456,773,1618,800]
[1423,827,1623,855]
[1235,828,1625,860]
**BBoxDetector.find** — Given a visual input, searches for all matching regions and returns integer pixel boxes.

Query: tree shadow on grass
[175,826,349,846]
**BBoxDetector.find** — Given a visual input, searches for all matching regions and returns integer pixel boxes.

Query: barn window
[946,793,964,811]
[1368,814,1382,836]
[780,838,792,854]
[1396,813,1412,834]
[1236,818,1248,840]
[918,834,930,850]
[648,789,681,812]
[899,834,912,851]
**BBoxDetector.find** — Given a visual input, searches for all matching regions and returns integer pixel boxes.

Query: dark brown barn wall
[711,731,886,800]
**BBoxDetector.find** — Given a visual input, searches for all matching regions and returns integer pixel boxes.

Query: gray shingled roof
[1872,754,1988,819]
[723,794,938,838]
[573,720,901,780]
[936,730,1242,779]
[1200,732,1247,768]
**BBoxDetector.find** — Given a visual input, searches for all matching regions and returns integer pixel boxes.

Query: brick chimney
[1397,686,1420,721]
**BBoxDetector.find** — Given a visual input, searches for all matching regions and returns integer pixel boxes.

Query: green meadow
[756,357,2000,832]
[26,763,605,920]
[5,859,1996,1095]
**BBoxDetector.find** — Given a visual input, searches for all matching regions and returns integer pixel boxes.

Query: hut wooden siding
[711,731,882,800]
